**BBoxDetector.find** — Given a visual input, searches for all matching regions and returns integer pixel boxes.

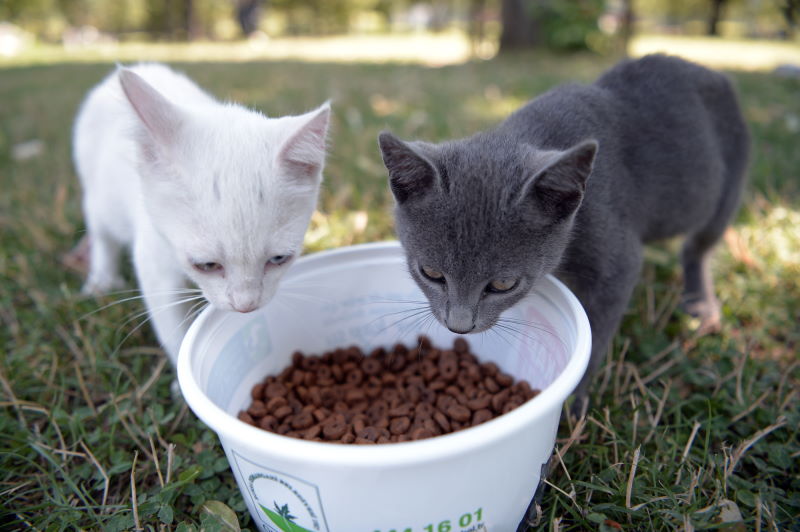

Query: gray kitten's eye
[193,261,223,273]
[267,255,292,266]
[420,265,445,282]
[487,279,517,293]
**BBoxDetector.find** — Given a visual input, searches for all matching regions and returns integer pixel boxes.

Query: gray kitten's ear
[378,132,438,203]
[118,68,184,148]
[522,139,598,218]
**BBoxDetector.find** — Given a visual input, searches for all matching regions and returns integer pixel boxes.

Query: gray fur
[378,55,749,408]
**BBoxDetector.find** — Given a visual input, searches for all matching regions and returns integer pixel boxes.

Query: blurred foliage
[531,0,607,51]
[0,0,797,49]
[635,0,797,38]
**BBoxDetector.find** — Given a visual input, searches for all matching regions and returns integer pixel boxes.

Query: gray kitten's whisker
[363,299,436,331]
[491,324,534,351]
[380,308,432,333]
[364,302,431,325]
[495,317,568,351]
[397,311,434,340]
[375,307,434,337]
[496,316,561,339]
[493,320,562,351]
[490,323,521,350]
[364,298,431,306]
[421,313,442,338]
[371,305,433,323]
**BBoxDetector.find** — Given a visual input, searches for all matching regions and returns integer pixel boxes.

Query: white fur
[73,63,330,363]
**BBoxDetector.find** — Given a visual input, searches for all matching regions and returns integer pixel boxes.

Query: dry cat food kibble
[237,336,540,444]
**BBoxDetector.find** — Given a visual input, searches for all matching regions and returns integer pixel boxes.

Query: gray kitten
[378,54,749,412]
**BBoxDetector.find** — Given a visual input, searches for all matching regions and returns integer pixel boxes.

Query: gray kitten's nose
[446,307,475,334]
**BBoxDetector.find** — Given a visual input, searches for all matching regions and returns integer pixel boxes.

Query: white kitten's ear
[521,139,598,218]
[118,68,184,148]
[277,103,330,181]
[378,132,438,204]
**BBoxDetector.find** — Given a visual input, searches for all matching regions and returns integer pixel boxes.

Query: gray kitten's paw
[568,394,590,421]
[681,297,721,335]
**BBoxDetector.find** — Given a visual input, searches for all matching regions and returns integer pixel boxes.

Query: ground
[0,35,798,530]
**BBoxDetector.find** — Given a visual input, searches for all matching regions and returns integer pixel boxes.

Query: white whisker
[108,294,208,356]
[376,307,433,336]
[493,319,566,351]
[497,316,564,347]
[80,287,204,320]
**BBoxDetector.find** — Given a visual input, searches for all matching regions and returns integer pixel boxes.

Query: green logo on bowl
[261,502,314,532]
[231,450,329,532]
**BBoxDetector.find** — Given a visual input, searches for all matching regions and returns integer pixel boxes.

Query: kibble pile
[238,336,539,444]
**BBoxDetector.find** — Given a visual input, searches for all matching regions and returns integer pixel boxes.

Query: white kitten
[72,63,330,363]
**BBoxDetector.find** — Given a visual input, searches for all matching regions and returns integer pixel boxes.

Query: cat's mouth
[442,316,496,335]
[446,324,477,334]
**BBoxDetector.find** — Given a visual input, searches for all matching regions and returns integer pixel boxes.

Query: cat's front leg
[560,239,644,418]
[82,231,126,295]
[133,230,193,365]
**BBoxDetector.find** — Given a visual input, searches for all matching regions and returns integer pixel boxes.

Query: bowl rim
[177,241,591,467]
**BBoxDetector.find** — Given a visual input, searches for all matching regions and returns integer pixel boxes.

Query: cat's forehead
[444,134,529,176]
[398,198,531,276]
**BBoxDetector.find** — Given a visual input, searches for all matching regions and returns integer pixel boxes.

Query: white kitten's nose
[228,280,263,313]
[232,302,258,313]
[230,295,260,313]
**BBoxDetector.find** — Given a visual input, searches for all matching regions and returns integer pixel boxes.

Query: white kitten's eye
[267,255,292,266]
[487,279,517,293]
[193,262,223,274]
[421,265,445,282]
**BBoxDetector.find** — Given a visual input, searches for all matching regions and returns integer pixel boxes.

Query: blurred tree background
[2,2,799,532]
[1,0,797,55]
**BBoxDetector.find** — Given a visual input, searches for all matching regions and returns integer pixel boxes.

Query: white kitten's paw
[81,276,126,296]
[63,236,91,275]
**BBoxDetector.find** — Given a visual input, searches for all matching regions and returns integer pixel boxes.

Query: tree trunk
[499,0,539,52]
[619,0,635,55]
[781,0,799,39]
[185,0,201,41]
[236,0,265,37]
[468,0,487,47]
[707,0,727,36]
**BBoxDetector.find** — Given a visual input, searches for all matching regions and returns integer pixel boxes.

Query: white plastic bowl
[178,241,590,532]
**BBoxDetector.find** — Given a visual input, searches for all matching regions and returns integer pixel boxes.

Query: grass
[1,41,799,531]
